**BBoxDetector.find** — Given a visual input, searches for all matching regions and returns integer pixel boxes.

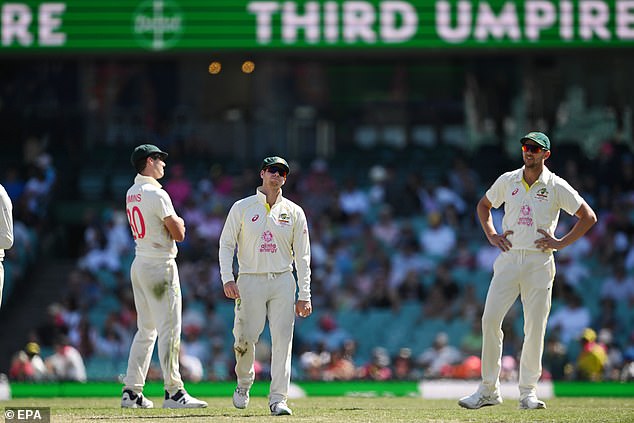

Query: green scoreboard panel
[1,0,633,51]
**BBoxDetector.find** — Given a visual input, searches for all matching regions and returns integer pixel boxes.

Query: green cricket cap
[521,131,550,151]
[261,156,290,173]
[130,144,168,166]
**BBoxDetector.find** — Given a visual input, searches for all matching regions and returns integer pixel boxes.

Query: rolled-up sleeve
[293,208,311,301]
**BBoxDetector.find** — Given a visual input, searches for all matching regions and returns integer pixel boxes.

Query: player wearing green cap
[219,156,311,416]
[121,144,207,409]
[459,132,597,410]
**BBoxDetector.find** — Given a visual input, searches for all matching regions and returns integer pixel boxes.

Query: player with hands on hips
[219,156,312,416]
[121,144,207,409]
[459,132,596,410]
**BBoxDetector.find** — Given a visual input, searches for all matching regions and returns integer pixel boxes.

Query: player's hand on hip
[490,230,513,252]
[223,281,240,299]
[535,229,559,252]
[296,300,312,318]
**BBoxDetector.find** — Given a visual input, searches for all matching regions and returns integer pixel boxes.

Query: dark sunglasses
[149,153,165,161]
[266,166,288,177]
[521,144,544,154]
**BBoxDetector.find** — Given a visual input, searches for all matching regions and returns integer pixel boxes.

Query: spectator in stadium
[24,342,47,381]
[338,177,370,217]
[310,314,352,352]
[372,205,400,248]
[1,166,25,204]
[300,351,324,381]
[300,158,336,218]
[597,328,624,381]
[219,156,311,416]
[457,283,482,322]
[363,268,399,311]
[388,237,430,290]
[459,132,597,411]
[45,335,87,382]
[322,348,356,381]
[358,347,392,381]
[163,163,192,210]
[548,289,591,345]
[460,319,483,357]
[9,350,35,381]
[179,344,204,383]
[22,153,56,224]
[542,335,569,381]
[392,347,419,380]
[419,211,457,259]
[417,332,462,378]
[600,262,634,304]
[420,264,460,322]
[575,328,608,381]
[396,269,426,304]
[620,332,634,382]
[0,181,13,307]
[95,317,128,359]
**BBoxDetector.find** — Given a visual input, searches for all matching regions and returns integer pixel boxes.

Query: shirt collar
[513,166,552,185]
[256,186,283,205]
[135,174,162,188]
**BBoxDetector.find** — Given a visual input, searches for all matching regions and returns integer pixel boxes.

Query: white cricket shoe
[270,401,293,416]
[163,390,208,408]
[519,395,546,409]
[121,389,154,408]
[232,386,250,409]
[458,391,503,409]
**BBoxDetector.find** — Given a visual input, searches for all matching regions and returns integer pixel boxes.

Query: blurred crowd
[0,138,57,303]
[5,136,634,385]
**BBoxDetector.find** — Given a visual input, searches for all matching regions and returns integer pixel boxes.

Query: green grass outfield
[2,396,634,422]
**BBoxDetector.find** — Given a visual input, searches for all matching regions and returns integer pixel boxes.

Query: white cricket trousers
[480,249,555,398]
[0,261,4,307]
[123,256,184,394]
[233,271,296,405]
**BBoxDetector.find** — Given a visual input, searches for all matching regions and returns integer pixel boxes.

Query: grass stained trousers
[233,271,296,405]
[123,256,184,394]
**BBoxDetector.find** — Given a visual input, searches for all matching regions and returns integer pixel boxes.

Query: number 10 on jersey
[127,206,146,239]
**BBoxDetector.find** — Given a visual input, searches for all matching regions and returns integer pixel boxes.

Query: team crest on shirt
[278,212,291,225]
[517,204,534,226]
[260,230,277,253]
[535,187,549,201]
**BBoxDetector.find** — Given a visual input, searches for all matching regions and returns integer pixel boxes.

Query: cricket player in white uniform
[219,156,312,416]
[121,144,207,409]
[0,183,13,308]
[459,132,597,410]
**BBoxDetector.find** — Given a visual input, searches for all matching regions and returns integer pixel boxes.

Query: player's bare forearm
[476,196,496,238]
[559,201,597,248]
[477,196,512,251]
[164,214,186,241]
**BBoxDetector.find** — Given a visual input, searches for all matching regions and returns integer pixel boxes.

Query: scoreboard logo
[133,0,183,51]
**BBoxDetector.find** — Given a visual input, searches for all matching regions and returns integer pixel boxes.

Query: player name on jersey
[126,194,142,204]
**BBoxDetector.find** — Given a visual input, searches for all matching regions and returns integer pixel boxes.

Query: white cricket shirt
[485,166,584,252]
[126,174,178,259]
[219,188,311,300]
[0,184,13,260]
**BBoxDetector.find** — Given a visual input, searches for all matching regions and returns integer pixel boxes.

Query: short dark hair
[134,157,149,173]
